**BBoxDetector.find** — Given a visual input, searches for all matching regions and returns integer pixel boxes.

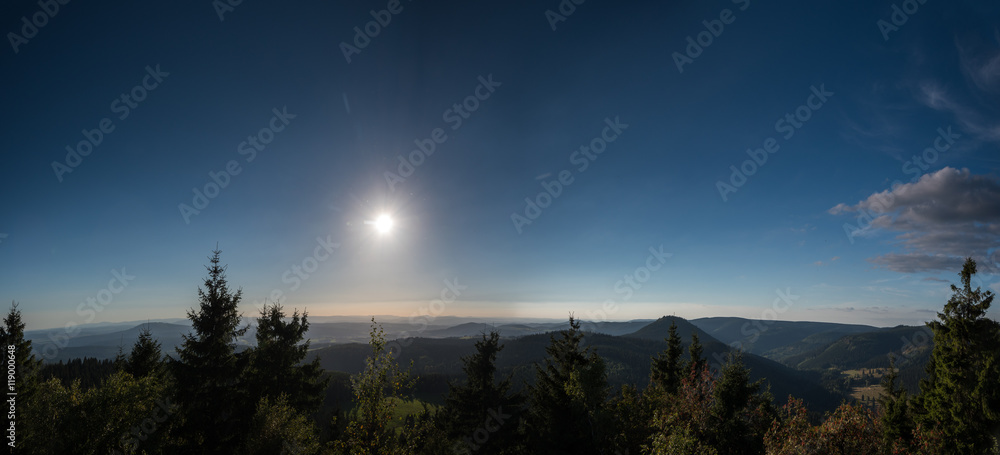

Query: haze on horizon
[3,1,1000,333]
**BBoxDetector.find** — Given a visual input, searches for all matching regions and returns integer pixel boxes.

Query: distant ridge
[690,317,877,358]
[624,315,723,346]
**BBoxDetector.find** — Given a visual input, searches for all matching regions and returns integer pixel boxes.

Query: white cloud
[831,167,1000,273]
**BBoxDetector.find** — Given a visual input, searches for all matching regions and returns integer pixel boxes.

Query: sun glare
[374,214,393,234]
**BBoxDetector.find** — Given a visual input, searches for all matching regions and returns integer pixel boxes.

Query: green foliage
[607,384,655,455]
[21,371,175,455]
[240,394,322,455]
[648,353,775,455]
[171,248,250,453]
[914,257,1000,454]
[652,426,720,455]
[397,405,452,455]
[334,318,416,455]
[39,357,117,389]
[526,316,612,454]
[20,377,85,454]
[647,366,716,455]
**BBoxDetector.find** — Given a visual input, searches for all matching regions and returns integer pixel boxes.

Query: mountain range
[28,315,934,414]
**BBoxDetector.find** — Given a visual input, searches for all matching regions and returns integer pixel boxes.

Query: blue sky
[2,0,999,330]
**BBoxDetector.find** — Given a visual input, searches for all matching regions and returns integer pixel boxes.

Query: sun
[374,214,394,234]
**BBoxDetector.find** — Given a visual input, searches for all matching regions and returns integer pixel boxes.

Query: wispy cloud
[921,276,951,283]
[915,38,1000,146]
[958,38,1000,95]
[813,256,841,267]
[916,82,1000,145]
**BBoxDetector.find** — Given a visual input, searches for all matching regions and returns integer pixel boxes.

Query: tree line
[4,252,998,454]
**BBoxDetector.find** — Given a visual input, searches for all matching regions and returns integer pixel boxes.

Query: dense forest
[4,251,999,454]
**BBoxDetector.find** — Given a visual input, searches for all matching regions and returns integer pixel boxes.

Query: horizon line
[24,312,939,332]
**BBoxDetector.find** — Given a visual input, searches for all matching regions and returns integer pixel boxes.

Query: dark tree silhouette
[915,257,1000,454]
[525,316,611,455]
[125,325,164,378]
[688,331,706,374]
[1,301,40,393]
[441,330,524,455]
[650,320,685,395]
[246,302,328,414]
[171,249,249,453]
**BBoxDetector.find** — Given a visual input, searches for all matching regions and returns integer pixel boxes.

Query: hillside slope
[314,317,846,413]
[690,317,877,360]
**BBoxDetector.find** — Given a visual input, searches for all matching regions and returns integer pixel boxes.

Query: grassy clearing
[850,385,884,402]
[386,397,439,431]
[842,368,889,379]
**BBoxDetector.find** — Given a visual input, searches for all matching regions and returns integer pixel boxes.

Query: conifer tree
[879,355,913,449]
[526,316,611,455]
[1,301,40,392]
[125,325,164,378]
[710,351,774,454]
[608,383,655,455]
[246,302,327,414]
[171,249,249,453]
[3,301,43,450]
[441,330,524,455]
[688,332,706,373]
[650,320,684,394]
[914,257,1000,454]
[336,318,415,455]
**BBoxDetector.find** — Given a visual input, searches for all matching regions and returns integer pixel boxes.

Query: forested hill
[16,253,1000,455]
[312,316,845,413]
[31,313,935,410]
[690,317,877,358]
